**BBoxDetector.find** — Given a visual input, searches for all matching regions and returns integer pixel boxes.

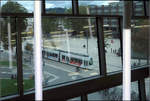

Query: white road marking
[68,72,79,76]
[43,71,59,83]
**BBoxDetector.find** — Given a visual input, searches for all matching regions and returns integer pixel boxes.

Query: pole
[8,17,13,69]
[86,7,93,39]
[34,1,43,100]
[123,1,132,100]
[86,30,88,55]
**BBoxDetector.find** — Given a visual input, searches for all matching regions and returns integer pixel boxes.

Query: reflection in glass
[21,18,35,92]
[145,78,150,100]
[42,17,99,87]
[103,18,122,73]
[78,1,122,15]
[133,1,144,16]
[87,81,139,100]
[146,1,150,16]
[1,0,33,13]
[0,17,18,97]
[46,0,72,14]
[131,19,150,68]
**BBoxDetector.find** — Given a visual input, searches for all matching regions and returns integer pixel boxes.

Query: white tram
[42,48,93,69]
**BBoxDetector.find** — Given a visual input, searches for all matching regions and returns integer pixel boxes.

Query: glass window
[78,0,122,15]
[21,18,35,92]
[0,17,18,97]
[1,0,34,13]
[103,18,122,73]
[133,1,144,16]
[88,81,139,100]
[146,1,150,16]
[145,78,150,100]
[42,17,99,87]
[45,0,72,14]
[131,19,150,68]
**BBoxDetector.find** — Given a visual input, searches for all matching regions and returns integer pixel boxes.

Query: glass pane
[145,78,150,100]
[133,1,144,16]
[45,0,72,14]
[103,18,122,73]
[21,18,35,92]
[1,0,33,13]
[131,19,150,68]
[146,1,150,16]
[0,17,18,97]
[78,0,122,15]
[42,17,99,87]
[88,81,139,100]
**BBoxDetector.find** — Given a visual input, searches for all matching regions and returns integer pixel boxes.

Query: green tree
[42,17,59,38]
[1,1,28,49]
[64,6,88,36]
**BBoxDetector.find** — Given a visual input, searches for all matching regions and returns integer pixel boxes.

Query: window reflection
[87,81,139,100]
[0,17,18,97]
[79,1,122,15]
[103,18,122,73]
[1,0,33,13]
[42,17,99,87]
[133,1,144,16]
[45,0,72,14]
[21,18,35,92]
[131,19,150,68]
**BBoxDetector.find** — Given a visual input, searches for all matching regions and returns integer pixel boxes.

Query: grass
[0,61,29,68]
[0,79,34,97]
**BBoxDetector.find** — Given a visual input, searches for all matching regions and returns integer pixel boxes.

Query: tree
[64,6,88,36]
[42,17,59,38]
[1,1,28,49]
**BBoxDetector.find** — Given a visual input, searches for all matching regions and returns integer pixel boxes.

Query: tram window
[79,60,82,64]
[66,57,69,62]
[84,61,88,66]
[62,55,65,59]
[42,51,45,56]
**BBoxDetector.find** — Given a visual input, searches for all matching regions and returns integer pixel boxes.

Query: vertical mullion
[118,17,123,66]
[16,17,23,97]
[138,79,146,101]
[143,1,147,16]
[81,94,88,101]
[72,0,75,15]
[42,0,46,14]
[72,0,79,15]
[96,17,106,75]
[123,1,132,100]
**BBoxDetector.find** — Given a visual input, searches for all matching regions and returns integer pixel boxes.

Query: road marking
[43,71,59,83]
[68,72,79,76]
[45,63,72,73]
[90,72,98,76]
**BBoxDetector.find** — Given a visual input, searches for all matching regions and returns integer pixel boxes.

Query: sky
[1,0,119,13]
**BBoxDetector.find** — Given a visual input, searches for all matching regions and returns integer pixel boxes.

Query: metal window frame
[0,0,149,100]
[0,67,149,100]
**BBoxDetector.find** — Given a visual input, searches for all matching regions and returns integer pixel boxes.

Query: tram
[42,48,93,69]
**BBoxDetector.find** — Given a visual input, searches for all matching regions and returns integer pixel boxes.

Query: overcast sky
[1,1,119,12]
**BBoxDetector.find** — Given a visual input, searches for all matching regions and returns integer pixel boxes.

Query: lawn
[0,79,34,97]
